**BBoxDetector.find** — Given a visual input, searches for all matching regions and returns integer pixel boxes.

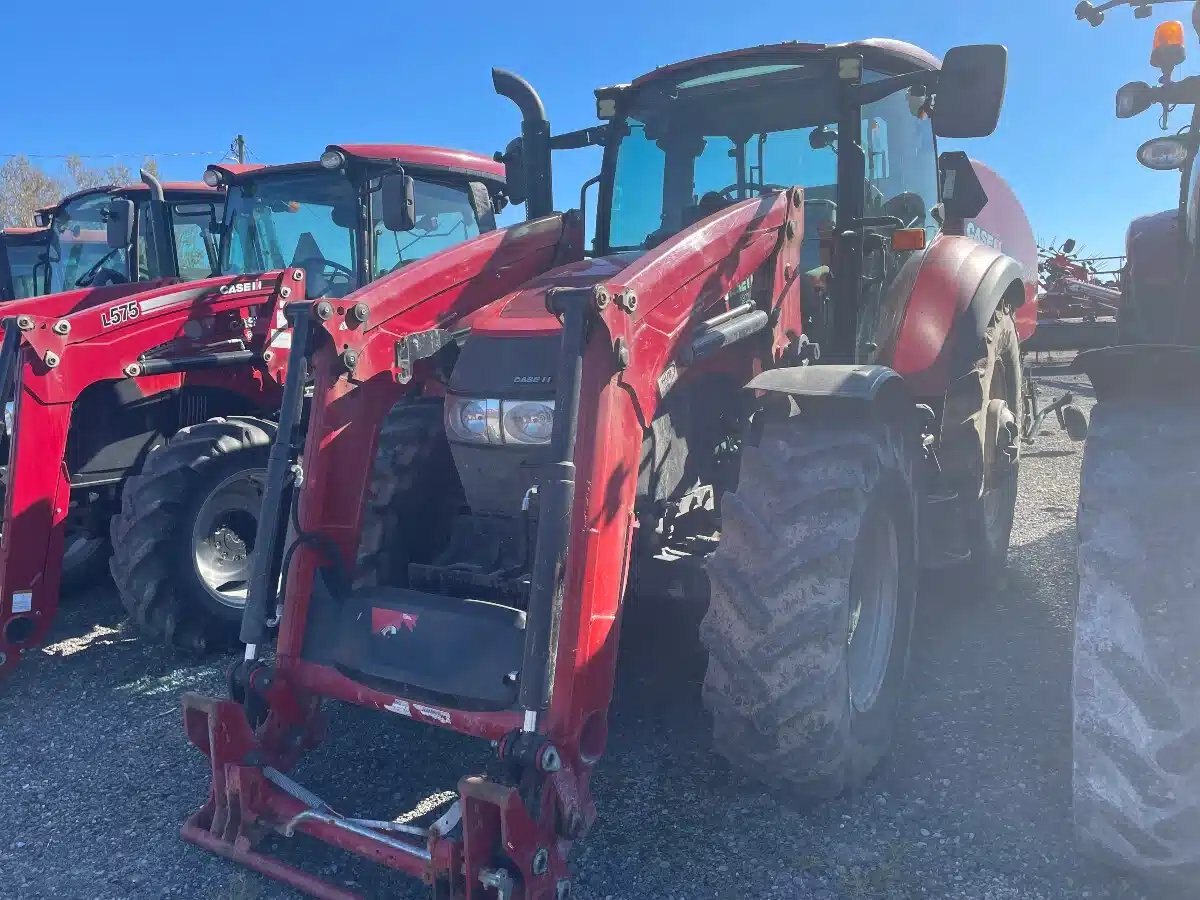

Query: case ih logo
[513,375,553,385]
[966,222,1003,252]
[100,301,140,329]
[219,280,263,296]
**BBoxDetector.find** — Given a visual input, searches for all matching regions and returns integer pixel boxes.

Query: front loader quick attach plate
[181,690,590,900]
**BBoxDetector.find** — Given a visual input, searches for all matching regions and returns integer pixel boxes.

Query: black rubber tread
[947,309,1022,581]
[109,416,276,652]
[700,414,917,801]
[1074,399,1200,885]
[354,399,457,588]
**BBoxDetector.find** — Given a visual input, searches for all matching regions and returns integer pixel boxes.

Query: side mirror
[1116,81,1155,118]
[380,172,417,232]
[1062,238,1077,254]
[498,137,528,205]
[933,44,1008,138]
[106,199,135,249]
[938,151,989,222]
[1137,135,1191,170]
[32,211,51,228]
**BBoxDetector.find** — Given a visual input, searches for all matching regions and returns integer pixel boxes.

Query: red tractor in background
[1072,0,1200,886]
[0,146,508,677]
[181,37,1033,899]
[0,226,52,301]
[0,174,226,590]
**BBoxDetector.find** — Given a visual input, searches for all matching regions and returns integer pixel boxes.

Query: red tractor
[0,146,508,676]
[181,38,1032,899]
[1072,0,1200,886]
[0,226,52,301]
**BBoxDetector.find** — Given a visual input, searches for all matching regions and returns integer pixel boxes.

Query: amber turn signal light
[891,228,927,252]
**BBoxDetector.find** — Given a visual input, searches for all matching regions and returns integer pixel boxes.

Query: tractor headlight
[445,396,554,445]
[445,397,501,444]
[501,400,555,445]
[3,401,13,436]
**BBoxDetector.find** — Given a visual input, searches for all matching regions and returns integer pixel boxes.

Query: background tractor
[181,37,1036,899]
[0,226,52,301]
[1072,0,1200,886]
[0,145,508,677]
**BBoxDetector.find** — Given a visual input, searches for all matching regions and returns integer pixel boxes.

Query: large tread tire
[701,413,918,801]
[946,309,1022,581]
[1074,400,1200,885]
[355,399,458,588]
[110,416,276,652]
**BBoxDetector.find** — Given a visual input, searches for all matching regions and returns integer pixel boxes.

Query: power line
[0,149,225,161]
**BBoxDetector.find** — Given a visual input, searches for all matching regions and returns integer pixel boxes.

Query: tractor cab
[0,227,51,301]
[38,180,224,293]
[205,146,507,300]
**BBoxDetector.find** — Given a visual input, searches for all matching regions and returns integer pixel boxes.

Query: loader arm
[0,271,297,677]
[178,193,802,900]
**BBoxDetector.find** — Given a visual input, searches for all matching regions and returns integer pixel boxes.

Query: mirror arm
[550,125,609,151]
[1155,75,1200,104]
[846,70,936,107]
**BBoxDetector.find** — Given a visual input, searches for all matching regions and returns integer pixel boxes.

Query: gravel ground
[0,373,1177,900]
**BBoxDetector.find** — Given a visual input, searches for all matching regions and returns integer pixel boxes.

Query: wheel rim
[190,469,265,610]
[62,530,104,572]
[847,510,900,714]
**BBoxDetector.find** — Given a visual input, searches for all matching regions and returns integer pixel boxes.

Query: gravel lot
[0,373,1176,900]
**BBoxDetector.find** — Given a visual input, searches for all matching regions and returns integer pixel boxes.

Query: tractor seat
[332,586,526,712]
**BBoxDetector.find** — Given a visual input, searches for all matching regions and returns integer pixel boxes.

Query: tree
[0,155,161,228]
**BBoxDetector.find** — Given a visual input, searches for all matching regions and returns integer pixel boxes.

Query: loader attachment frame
[0,271,298,676]
[180,185,800,898]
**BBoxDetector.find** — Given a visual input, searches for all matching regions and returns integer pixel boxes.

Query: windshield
[222,170,361,297]
[605,60,938,255]
[222,169,487,297]
[48,193,122,291]
[2,236,49,300]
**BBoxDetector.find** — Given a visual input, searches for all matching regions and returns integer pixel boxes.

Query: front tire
[1074,400,1200,885]
[701,413,918,800]
[110,417,275,651]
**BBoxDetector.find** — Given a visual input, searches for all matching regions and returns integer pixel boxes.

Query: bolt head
[262,350,274,362]
[124,363,142,377]
[531,848,549,876]
[593,287,611,310]
[16,315,33,331]
[539,744,562,772]
[44,352,59,368]
[351,302,369,324]
[316,301,334,321]
[279,286,292,299]
[292,268,305,281]
[52,320,70,335]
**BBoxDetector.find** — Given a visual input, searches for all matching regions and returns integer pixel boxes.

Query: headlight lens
[445,397,501,444]
[502,400,555,445]
[4,400,13,436]
[445,396,554,445]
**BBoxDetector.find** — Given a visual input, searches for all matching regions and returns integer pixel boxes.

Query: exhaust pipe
[140,169,179,277]
[492,68,554,221]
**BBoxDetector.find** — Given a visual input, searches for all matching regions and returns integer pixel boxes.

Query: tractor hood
[449,254,637,401]
[462,253,638,337]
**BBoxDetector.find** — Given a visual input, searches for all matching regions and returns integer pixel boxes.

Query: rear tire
[1074,400,1200,885]
[110,416,275,652]
[701,413,917,800]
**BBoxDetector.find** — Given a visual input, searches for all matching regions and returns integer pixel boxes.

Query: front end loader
[1072,0,1200,885]
[182,37,1033,899]
[0,145,508,677]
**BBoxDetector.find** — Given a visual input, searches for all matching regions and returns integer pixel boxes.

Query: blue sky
[3,0,1188,258]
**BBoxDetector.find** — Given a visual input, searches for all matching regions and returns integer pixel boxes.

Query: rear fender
[886,235,1028,398]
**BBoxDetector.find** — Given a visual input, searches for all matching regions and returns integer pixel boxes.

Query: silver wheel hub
[847,511,900,714]
[191,469,265,609]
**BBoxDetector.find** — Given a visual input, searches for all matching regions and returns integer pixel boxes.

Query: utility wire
[0,149,224,161]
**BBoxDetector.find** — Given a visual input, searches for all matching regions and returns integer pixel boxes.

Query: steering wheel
[75,248,125,287]
[295,257,354,296]
[717,182,791,199]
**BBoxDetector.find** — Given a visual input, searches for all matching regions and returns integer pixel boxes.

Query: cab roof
[628,38,941,88]
[207,144,505,187]
[51,181,220,211]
